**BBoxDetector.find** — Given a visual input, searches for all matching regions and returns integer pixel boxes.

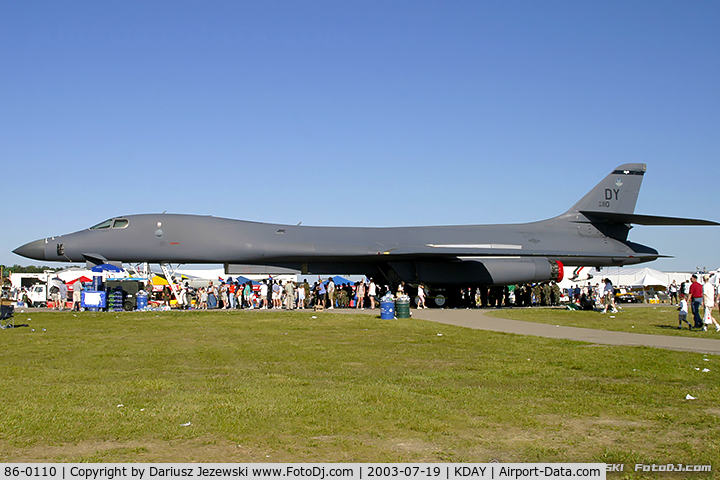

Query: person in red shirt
[686,274,704,329]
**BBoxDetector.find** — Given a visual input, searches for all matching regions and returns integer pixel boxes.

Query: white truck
[9,271,55,307]
[10,269,101,307]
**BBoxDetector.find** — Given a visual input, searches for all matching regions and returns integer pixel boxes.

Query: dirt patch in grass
[0,437,273,463]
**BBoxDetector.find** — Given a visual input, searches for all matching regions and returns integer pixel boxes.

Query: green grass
[0,309,719,475]
[484,304,720,337]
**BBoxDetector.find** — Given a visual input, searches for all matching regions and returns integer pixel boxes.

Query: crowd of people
[563,279,619,313]
[676,274,720,332]
[173,277,387,311]
[168,280,572,311]
[452,282,565,309]
[562,274,720,332]
[4,272,719,333]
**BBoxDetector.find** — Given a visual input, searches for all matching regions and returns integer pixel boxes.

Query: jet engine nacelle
[479,258,563,285]
[403,258,564,285]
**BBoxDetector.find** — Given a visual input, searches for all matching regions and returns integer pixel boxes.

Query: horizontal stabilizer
[580,211,720,226]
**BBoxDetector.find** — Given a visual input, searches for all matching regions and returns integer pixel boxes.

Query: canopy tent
[560,266,678,289]
[225,275,260,285]
[151,275,169,286]
[175,267,297,285]
[635,273,667,287]
[67,276,92,285]
[150,273,188,286]
[91,264,124,273]
[333,275,354,285]
[323,275,354,286]
[604,267,669,287]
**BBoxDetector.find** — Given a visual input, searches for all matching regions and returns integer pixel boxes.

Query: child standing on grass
[678,297,691,330]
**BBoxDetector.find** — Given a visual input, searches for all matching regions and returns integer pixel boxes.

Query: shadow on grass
[655,324,695,332]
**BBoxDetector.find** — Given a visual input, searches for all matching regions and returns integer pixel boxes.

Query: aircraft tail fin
[563,164,719,238]
[567,163,646,215]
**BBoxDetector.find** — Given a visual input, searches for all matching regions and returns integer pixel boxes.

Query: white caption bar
[1,464,605,480]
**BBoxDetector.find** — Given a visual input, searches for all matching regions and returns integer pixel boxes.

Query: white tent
[560,266,695,290]
[586,266,670,288]
[635,273,668,287]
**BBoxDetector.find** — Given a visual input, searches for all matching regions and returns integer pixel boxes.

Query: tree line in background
[1,264,57,274]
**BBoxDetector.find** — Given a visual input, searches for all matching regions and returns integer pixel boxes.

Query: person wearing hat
[687,274,704,329]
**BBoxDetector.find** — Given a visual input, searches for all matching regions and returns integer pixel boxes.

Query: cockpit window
[89,219,113,230]
[112,218,129,229]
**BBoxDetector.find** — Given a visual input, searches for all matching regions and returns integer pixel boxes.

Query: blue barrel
[136,293,148,310]
[92,275,103,291]
[380,300,395,320]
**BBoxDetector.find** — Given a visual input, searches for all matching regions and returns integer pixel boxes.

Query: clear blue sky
[2,1,719,272]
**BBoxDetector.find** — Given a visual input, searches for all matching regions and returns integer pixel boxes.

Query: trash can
[136,293,148,310]
[380,300,395,320]
[395,297,411,319]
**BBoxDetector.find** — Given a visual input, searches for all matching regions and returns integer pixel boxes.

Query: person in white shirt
[702,276,719,332]
[677,298,691,330]
[326,278,335,309]
[297,282,305,309]
[601,279,617,314]
[368,279,377,309]
[259,281,269,309]
[593,283,603,304]
[417,284,427,309]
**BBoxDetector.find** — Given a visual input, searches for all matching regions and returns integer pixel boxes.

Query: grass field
[0,309,718,475]
[485,304,720,337]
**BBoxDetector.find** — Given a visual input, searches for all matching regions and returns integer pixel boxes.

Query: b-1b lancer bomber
[14,164,718,305]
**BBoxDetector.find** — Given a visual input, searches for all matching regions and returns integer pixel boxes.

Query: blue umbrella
[91,264,124,273]
[233,275,260,285]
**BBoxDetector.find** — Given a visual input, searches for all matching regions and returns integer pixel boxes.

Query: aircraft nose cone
[13,239,46,261]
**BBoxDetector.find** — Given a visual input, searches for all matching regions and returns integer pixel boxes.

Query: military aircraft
[14,163,718,304]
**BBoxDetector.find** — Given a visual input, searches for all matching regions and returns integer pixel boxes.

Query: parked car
[615,288,641,303]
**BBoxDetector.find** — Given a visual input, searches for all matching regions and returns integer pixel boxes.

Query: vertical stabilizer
[567,163,646,215]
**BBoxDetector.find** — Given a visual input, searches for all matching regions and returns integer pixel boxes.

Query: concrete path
[409,308,720,355]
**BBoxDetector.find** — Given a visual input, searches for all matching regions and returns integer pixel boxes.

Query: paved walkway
[409,308,720,355]
[23,305,720,355]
